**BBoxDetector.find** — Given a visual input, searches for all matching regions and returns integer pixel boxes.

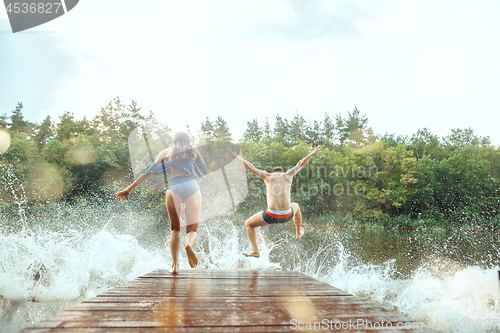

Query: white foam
[196,220,281,271]
[318,248,500,331]
[0,227,168,302]
[1,207,499,333]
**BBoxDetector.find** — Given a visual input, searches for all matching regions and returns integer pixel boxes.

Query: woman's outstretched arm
[116,149,167,201]
[116,172,153,200]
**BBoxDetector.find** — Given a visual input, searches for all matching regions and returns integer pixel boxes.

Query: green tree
[274,115,291,146]
[96,97,127,147]
[290,113,307,142]
[480,145,500,179]
[336,107,377,148]
[34,115,54,150]
[9,102,29,133]
[65,138,120,195]
[201,117,215,140]
[243,118,262,143]
[0,132,39,205]
[336,107,368,146]
[304,120,321,146]
[262,118,272,145]
[345,142,418,219]
[57,111,79,141]
[409,128,442,161]
[0,113,8,130]
[214,115,231,139]
[321,112,335,147]
[201,116,231,141]
[443,128,491,152]
[42,139,69,165]
[118,100,152,143]
[380,133,409,148]
[403,144,499,227]
[71,116,96,138]
[2,132,36,163]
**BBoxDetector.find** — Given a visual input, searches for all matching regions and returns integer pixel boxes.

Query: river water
[0,199,499,332]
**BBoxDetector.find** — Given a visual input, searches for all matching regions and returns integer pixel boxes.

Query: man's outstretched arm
[226,148,269,179]
[287,146,321,176]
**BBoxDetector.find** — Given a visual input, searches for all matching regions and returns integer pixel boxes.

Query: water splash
[0,227,168,302]
[0,162,28,226]
[0,200,499,332]
[196,220,281,271]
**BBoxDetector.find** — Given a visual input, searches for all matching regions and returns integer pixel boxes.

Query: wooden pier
[21,270,436,332]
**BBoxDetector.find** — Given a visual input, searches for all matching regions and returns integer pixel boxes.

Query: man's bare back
[264,172,293,211]
[226,146,321,258]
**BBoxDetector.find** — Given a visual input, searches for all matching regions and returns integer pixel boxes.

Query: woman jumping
[116,132,207,275]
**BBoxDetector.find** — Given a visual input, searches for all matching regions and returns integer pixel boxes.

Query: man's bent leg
[243,212,267,258]
[291,203,304,239]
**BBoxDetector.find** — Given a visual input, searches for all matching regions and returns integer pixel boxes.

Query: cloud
[0,19,79,121]
[247,0,380,41]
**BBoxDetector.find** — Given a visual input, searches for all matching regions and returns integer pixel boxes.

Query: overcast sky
[1,0,499,144]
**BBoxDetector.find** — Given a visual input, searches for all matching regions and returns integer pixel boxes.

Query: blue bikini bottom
[168,176,200,202]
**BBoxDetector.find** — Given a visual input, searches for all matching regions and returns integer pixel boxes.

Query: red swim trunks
[262,208,294,224]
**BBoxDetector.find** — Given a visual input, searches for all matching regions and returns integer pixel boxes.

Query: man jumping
[226,146,321,258]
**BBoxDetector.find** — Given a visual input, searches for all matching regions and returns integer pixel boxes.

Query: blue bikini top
[143,158,208,179]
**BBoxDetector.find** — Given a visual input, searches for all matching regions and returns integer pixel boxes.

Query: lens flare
[26,161,64,202]
[100,169,130,194]
[68,146,95,165]
[279,289,317,324]
[154,300,185,327]
[0,130,11,154]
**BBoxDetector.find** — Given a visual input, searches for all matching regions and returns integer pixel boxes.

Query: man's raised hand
[312,146,321,156]
[226,148,238,159]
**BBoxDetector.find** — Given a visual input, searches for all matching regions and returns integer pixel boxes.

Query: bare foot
[296,226,305,240]
[185,244,198,268]
[169,263,179,275]
[242,251,260,258]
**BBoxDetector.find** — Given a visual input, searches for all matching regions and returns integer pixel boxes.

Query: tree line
[1,98,499,228]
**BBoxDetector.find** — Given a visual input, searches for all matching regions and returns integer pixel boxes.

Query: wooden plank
[26,316,423,328]
[100,290,348,296]
[20,270,437,332]
[73,299,374,311]
[116,282,335,288]
[122,283,340,290]
[21,326,436,333]
[83,296,357,303]
[141,273,307,277]
[46,307,399,320]
[82,296,363,303]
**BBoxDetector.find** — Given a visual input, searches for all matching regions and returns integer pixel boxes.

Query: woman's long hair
[172,132,195,159]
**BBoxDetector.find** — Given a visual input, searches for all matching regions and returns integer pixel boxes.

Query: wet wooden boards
[20,270,436,332]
